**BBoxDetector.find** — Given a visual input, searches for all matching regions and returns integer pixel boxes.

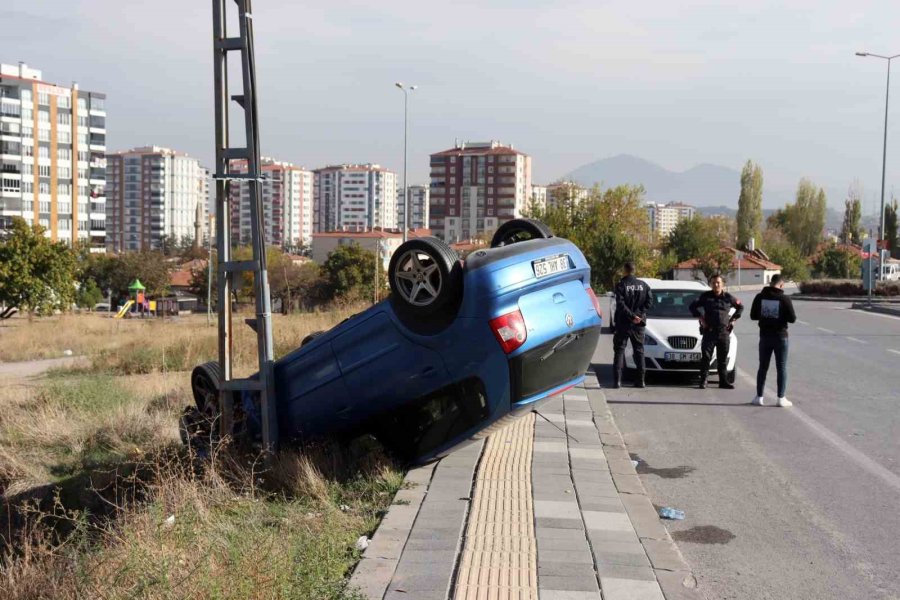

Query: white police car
[617,278,737,382]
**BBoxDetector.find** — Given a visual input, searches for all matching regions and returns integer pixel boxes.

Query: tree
[529,184,651,291]
[772,179,827,257]
[840,182,863,245]
[321,243,380,301]
[737,160,763,250]
[0,218,78,317]
[812,244,862,279]
[762,228,810,282]
[75,279,104,309]
[885,197,899,259]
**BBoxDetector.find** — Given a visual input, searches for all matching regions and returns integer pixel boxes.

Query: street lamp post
[856,51,900,281]
[395,82,417,242]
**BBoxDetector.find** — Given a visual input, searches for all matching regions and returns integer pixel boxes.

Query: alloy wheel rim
[394,249,442,306]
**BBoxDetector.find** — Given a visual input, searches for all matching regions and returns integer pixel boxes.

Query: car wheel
[190,361,222,438]
[389,237,461,315]
[490,218,553,248]
[301,330,325,347]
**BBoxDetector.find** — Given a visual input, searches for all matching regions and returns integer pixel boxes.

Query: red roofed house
[673,247,782,286]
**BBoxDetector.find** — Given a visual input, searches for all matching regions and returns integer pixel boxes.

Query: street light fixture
[856,51,900,280]
[395,82,417,242]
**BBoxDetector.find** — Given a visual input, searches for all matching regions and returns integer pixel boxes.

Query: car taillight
[490,310,527,354]
[587,287,602,319]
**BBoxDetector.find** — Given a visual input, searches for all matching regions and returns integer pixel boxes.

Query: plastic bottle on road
[658,507,685,520]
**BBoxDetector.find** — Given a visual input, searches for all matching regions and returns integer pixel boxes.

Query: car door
[330,310,449,426]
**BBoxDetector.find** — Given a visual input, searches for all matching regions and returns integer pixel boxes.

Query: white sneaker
[752,396,765,406]
[777,397,792,407]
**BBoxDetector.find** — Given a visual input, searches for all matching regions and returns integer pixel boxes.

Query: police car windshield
[647,290,701,319]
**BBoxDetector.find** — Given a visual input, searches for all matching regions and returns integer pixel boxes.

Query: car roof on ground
[638,278,710,291]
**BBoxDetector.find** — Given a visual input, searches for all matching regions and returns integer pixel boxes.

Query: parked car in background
[183,219,603,463]
[614,278,737,383]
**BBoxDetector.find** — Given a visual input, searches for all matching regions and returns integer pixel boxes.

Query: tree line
[0,217,384,319]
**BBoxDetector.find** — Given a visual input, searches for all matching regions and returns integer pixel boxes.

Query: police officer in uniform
[689,274,743,389]
[612,262,652,389]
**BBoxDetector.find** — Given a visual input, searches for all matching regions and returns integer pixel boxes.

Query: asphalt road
[592,292,900,600]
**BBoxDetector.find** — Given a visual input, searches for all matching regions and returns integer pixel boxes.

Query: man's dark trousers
[700,330,730,383]
[757,333,788,397]
[613,326,645,384]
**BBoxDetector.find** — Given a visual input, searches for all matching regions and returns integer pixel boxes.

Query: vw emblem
[565,313,574,328]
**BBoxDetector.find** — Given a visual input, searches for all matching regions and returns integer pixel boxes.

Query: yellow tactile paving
[454,413,538,600]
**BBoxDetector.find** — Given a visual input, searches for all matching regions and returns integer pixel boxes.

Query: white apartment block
[429,141,532,243]
[530,184,547,212]
[646,201,696,239]
[0,62,106,250]
[106,147,208,252]
[397,184,430,231]
[228,158,314,249]
[546,181,589,210]
[313,164,397,233]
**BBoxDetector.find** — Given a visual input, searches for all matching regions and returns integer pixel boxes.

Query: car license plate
[665,352,702,362]
[533,254,570,278]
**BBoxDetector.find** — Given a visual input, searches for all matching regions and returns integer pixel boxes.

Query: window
[58,166,71,179]
[22,163,33,175]
[57,130,71,143]
[58,183,72,196]
[39,200,50,212]
[57,148,71,162]
[21,90,32,103]
[38,146,49,159]
[38,91,49,105]
[21,108,32,121]
[38,129,50,142]
[39,165,51,177]
[38,110,50,123]
[57,112,71,125]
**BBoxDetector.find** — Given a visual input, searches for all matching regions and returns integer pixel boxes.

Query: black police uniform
[612,275,652,387]
[689,290,743,387]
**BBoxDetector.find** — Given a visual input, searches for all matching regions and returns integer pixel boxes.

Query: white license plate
[533,254,570,278]
[665,352,702,362]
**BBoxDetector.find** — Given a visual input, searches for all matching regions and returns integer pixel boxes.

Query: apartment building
[0,62,106,250]
[313,164,397,233]
[106,146,208,252]
[646,201,696,239]
[429,141,532,243]
[228,157,314,249]
[530,184,547,212]
[397,184,430,231]
[546,180,589,210]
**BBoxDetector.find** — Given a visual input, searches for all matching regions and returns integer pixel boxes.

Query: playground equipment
[114,300,134,319]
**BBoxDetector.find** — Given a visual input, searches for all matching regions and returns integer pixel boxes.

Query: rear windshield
[647,290,702,319]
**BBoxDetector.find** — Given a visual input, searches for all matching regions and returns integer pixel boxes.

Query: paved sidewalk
[350,372,703,599]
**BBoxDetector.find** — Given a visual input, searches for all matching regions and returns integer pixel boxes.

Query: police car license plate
[533,254,570,278]
[665,352,702,362]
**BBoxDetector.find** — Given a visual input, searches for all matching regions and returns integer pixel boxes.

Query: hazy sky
[7,0,900,210]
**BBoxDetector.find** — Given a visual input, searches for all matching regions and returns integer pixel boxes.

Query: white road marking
[736,367,900,495]
[889,349,900,356]
[853,309,900,322]
[846,336,867,344]
[797,320,810,325]
[816,327,835,334]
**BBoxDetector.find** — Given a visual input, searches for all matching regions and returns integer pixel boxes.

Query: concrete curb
[584,375,704,600]
[793,295,900,303]
[851,302,900,317]
[347,462,437,599]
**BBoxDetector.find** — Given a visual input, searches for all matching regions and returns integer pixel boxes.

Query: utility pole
[395,83,416,242]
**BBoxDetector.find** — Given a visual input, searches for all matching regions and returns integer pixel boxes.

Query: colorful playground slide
[114,300,135,319]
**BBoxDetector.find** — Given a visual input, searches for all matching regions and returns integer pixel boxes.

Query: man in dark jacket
[750,274,796,407]
[689,274,743,389]
[612,262,652,389]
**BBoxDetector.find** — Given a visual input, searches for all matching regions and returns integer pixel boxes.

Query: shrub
[798,279,900,296]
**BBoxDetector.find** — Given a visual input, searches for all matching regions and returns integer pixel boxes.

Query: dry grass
[0,304,406,599]
[0,304,368,368]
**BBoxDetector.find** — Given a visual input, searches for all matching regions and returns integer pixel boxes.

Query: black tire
[389,237,461,315]
[191,361,221,411]
[490,218,553,248]
[301,330,325,347]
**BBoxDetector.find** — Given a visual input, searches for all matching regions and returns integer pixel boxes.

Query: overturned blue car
[185,219,603,463]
